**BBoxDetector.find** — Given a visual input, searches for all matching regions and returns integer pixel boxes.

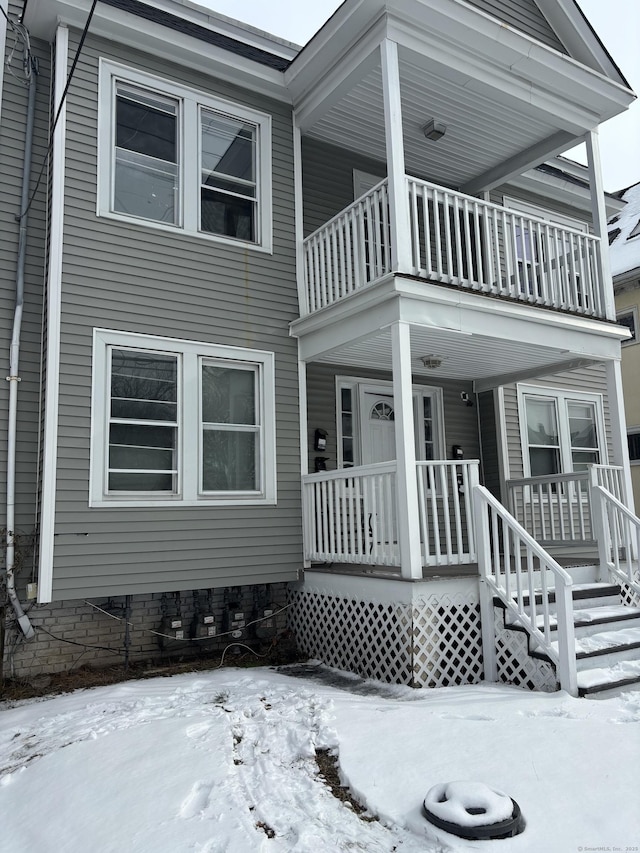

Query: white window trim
[90,329,276,507]
[97,59,273,252]
[617,305,638,346]
[335,376,445,468]
[517,383,607,479]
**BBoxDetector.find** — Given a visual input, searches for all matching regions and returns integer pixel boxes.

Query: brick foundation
[3,583,289,680]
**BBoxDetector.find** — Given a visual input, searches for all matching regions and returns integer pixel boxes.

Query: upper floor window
[90,329,276,507]
[98,60,272,251]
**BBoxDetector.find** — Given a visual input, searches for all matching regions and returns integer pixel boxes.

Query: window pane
[202,365,256,425]
[568,402,597,449]
[201,112,255,182]
[108,350,178,493]
[526,398,558,446]
[202,429,257,491]
[343,437,354,465]
[572,450,599,471]
[109,423,175,471]
[629,433,640,461]
[114,149,178,224]
[116,86,177,163]
[342,413,352,435]
[530,447,560,477]
[200,188,255,240]
[341,388,352,413]
[111,350,177,421]
[108,472,174,492]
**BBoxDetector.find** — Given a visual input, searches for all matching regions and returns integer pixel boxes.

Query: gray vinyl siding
[0,17,49,544]
[306,364,480,473]
[465,0,567,53]
[49,31,301,599]
[501,364,612,482]
[302,137,386,236]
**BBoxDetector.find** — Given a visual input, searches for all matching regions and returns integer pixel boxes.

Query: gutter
[5,47,38,640]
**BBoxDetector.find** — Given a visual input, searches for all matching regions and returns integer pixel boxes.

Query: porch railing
[417,460,478,565]
[474,484,578,695]
[303,180,391,314]
[302,177,607,320]
[302,459,478,568]
[506,465,624,547]
[302,462,399,566]
[407,177,604,318]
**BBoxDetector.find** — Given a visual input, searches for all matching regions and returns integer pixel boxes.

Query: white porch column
[391,321,423,579]
[585,130,615,320]
[380,38,412,274]
[605,359,635,513]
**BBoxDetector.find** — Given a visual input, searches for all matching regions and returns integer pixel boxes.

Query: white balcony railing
[302,177,607,319]
[302,459,479,568]
[303,180,391,314]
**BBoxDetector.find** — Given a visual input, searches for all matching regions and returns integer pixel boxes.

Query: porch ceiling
[304,52,568,192]
[293,2,634,194]
[310,323,591,388]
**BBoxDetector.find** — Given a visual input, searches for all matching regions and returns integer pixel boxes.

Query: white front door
[361,391,396,464]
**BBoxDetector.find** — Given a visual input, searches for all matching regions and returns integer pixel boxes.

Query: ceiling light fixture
[423,119,447,141]
[420,355,443,369]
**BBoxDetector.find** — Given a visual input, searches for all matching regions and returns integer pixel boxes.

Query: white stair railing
[589,477,640,602]
[474,485,578,696]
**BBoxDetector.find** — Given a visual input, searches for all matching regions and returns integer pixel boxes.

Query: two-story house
[1,0,638,697]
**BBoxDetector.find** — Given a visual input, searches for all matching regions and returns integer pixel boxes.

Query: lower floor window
[91,330,276,506]
[518,385,605,478]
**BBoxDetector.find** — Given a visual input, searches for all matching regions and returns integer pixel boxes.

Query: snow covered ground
[1,664,638,853]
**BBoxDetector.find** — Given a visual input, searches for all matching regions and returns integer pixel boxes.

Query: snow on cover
[0,665,639,852]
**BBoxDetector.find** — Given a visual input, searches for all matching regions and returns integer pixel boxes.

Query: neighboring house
[610,182,640,508]
[1,0,639,697]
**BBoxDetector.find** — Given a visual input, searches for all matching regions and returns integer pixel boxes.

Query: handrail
[302,460,395,484]
[474,484,577,696]
[590,484,640,599]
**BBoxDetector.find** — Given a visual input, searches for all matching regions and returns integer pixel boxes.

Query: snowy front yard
[1,665,638,852]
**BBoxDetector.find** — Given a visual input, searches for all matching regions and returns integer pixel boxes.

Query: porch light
[420,355,443,369]
[423,119,446,141]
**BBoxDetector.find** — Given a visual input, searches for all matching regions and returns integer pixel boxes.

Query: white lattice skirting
[289,576,486,688]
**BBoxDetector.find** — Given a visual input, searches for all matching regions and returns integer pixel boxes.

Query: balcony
[302,177,607,320]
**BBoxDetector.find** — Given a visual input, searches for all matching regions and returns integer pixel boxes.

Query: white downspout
[6,43,37,639]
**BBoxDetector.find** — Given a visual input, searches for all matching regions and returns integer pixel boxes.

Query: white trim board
[38,25,68,604]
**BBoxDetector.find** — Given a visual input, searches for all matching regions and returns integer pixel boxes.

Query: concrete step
[501,582,621,615]
[516,605,640,639]
[536,626,640,673]
[577,659,640,697]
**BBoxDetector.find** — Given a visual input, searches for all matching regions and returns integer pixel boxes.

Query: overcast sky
[203,0,639,192]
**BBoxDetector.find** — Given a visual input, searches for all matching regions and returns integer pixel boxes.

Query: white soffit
[312,326,592,382]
